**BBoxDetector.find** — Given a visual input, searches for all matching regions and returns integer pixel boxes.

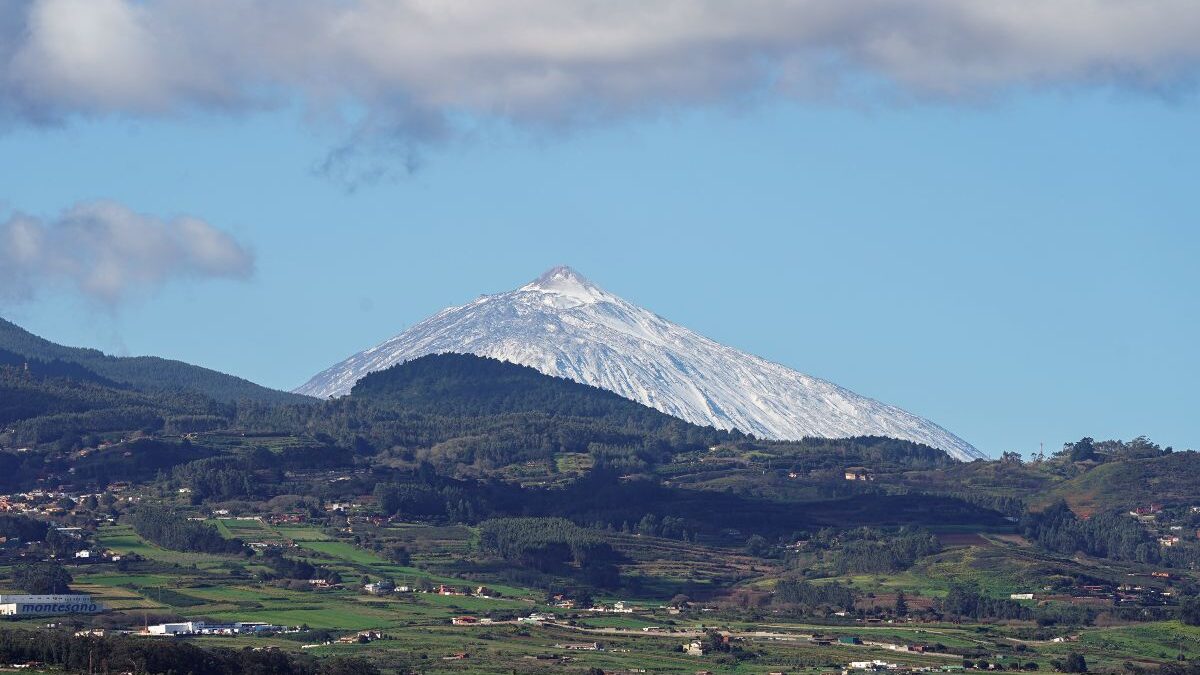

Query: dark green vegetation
[237,353,732,479]
[1,321,1199,674]
[0,628,378,675]
[12,561,73,594]
[129,506,247,555]
[796,526,943,574]
[939,581,1029,620]
[478,517,621,587]
[352,352,710,432]
[0,315,306,409]
[1022,502,1161,563]
[772,579,857,613]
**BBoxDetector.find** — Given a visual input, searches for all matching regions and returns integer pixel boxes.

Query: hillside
[352,352,723,431]
[237,352,737,480]
[0,364,154,426]
[0,317,308,405]
[1039,451,1200,515]
[0,361,239,447]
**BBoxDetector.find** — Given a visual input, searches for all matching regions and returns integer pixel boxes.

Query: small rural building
[363,582,393,595]
[848,660,897,671]
[555,642,600,651]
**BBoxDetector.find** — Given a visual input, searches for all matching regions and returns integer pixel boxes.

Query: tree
[703,630,731,654]
[774,580,857,615]
[894,591,908,617]
[1181,596,1200,626]
[13,562,72,594]
[571,588,594,608]
[1063,653,1088,673]
[319,658,382,675]
[940,582,1029,621]
[384,543,411,566]
[1061,438,1097,463]
[744,534,770,557]
[45,528,84,557]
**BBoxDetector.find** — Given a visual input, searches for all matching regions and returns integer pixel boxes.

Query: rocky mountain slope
[296,267,982,460]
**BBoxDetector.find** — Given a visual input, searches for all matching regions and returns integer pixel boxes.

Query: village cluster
[1129,503,1200,549]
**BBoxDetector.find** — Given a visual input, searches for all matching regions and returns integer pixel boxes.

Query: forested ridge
[234,353,737,475]
[352,352,725,430]
[0,317,306,405]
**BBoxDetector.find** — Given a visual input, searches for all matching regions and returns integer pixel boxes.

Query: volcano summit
[297,267,982,460]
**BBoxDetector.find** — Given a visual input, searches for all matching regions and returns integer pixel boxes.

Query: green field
[6,513,1195,674]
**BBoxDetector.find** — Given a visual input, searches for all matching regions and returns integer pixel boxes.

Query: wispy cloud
[2,1,1199,175]
[0,200,254,306]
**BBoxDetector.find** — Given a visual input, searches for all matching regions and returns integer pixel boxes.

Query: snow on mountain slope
[296,266,984,460]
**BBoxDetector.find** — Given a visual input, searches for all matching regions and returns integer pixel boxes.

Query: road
[537,621,965,660]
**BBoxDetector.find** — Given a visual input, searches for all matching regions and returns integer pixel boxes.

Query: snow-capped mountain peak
[520,265,608,307]
[296,266,984,461]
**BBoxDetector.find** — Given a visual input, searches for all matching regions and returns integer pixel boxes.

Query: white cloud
[0,200,254,305]
[2,1,1199,173]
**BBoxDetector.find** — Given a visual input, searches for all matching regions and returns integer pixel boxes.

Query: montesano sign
[0,594,101,616]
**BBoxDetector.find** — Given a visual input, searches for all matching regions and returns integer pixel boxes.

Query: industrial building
[145,621,285,636]
[0,594,102,616]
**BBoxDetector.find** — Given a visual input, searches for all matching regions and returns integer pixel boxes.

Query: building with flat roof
[0,594,101,616]
[147,622,203,635]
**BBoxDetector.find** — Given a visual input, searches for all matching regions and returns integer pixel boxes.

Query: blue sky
[1,1,1198,456]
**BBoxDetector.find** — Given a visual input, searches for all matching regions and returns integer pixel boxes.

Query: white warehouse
[146,621,285,636]
[147,621,204,635]
[0,594,102,616]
